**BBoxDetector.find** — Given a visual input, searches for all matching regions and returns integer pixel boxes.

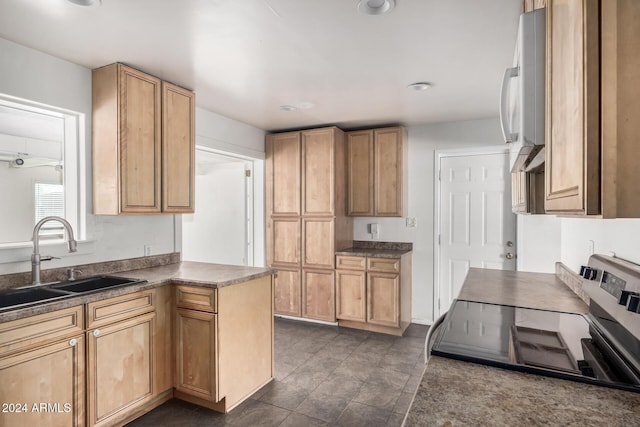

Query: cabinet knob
[69,338,77,347]
[93,329,100,337]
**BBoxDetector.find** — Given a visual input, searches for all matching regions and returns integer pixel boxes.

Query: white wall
[516,215,561,272]
[194,108,266,267]
[560,218,640,272]
[353,118,505,324]
[0,37,266,274]
[183,162,247,265]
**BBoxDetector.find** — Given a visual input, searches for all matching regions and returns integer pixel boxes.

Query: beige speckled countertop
[0,261,274,323]
[404,267,640,426]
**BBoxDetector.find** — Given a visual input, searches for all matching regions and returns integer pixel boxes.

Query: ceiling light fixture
[67,0,102,6]
[279,105,297,112]
[407,82,432,91]
[357,0,395,15]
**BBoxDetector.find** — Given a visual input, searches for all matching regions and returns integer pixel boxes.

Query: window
[34,182,65,238]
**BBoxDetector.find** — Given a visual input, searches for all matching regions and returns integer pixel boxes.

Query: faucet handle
[66,268,82,281]
[40,255,61,262]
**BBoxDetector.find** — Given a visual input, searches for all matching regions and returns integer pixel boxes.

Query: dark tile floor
[127,318,428,427]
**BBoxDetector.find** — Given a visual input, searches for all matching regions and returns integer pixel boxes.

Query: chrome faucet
[31,216,77,285]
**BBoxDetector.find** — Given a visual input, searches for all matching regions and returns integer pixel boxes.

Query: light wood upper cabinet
[347,126,407,217]
[346,130,374,216]
[162,81,195,213]
[266,132,301,216]
[545,0,600,215]
[92,63,195,215]
[545,0,640,217]
[302,128,338,216]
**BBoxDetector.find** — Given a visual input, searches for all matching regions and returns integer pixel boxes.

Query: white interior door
[437,150,516,315]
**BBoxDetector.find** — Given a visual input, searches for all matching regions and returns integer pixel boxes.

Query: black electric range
[430,255,640,393]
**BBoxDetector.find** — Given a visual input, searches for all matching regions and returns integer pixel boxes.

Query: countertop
[404,267,640,426]
[0,261,274,323]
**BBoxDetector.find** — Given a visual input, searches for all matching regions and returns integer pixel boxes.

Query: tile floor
[127,318,428,427]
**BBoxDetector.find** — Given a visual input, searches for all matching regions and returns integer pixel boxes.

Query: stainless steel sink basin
[0,287,71,310]
[0,275,147,312]
[49,275,144,293]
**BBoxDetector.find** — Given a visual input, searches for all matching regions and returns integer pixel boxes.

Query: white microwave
[499,8,545,172]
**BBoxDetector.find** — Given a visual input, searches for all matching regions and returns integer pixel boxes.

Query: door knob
[506,241,513,247]
[506,252,514,260]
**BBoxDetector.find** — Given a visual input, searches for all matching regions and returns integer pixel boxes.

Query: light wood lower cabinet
[174,276,274,413]
[0,334,85,427]
[302,269,335,322]
[335,269,366,322]
[274,268,302,317]
[0,306,85,427]
[175,308,218,402]
[336,254,412,336]
[87,312,156,427]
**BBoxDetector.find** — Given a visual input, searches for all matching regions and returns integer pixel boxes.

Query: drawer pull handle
[69,338,77,347]
[93,329,100,337]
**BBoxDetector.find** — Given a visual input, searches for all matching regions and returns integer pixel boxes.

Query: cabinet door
[0,335,85,427]
[268,217,301,268]
[87,312,155,427]
[367,272,400,328]
[119,65,162,213]
[302,128,335,216]
[336,269,366,322]
[302,269,335,322]
[374,127,406,217]
[346,130,374,216]
[162,81,195,213]
[266,132,301,216]
[302,217,335,269]
[545,0,600,214]
[175,308,218,403]
[274,269,301,317]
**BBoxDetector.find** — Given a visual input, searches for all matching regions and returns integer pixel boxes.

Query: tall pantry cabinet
[266,127,353,322]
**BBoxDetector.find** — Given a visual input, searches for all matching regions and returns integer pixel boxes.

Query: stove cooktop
[431,299,640,393]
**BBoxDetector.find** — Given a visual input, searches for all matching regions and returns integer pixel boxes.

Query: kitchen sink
[0,287,71,310]
[48,275,144,293]
[0,275,147,312]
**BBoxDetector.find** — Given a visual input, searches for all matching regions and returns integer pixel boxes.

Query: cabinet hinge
[245,169,251,177]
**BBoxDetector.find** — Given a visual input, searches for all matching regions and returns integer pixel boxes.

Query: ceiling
[0,0,521,131]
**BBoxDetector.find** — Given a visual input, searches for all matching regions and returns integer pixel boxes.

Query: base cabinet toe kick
[0,274,275,426]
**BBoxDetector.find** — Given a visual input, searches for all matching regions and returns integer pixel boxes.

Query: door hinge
[245,169,251,177]
[438,170,441,181]
[438,299,440,310]
[438,234,441,245]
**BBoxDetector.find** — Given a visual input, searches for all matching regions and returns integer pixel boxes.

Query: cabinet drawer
[0,306,84,357]
[367,257,400,273]
[87,290,155,328]
[176,285,217,313]
[336,255,366,271]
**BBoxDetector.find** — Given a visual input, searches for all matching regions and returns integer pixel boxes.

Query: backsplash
[0,252,180,291]
[352,240,413,251]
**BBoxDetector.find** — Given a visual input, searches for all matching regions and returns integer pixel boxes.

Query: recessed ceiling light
[280,105,296,112]
[407,82,432,91]
[357,0,395,15]
[67,0,101,6]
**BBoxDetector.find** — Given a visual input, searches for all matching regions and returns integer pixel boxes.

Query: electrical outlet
[144,245,152,256]
[406,217,417,228]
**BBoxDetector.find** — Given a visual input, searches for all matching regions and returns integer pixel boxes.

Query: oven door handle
[424,311,448,363]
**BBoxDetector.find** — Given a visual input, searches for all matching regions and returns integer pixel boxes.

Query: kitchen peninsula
[0,255,275,427]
